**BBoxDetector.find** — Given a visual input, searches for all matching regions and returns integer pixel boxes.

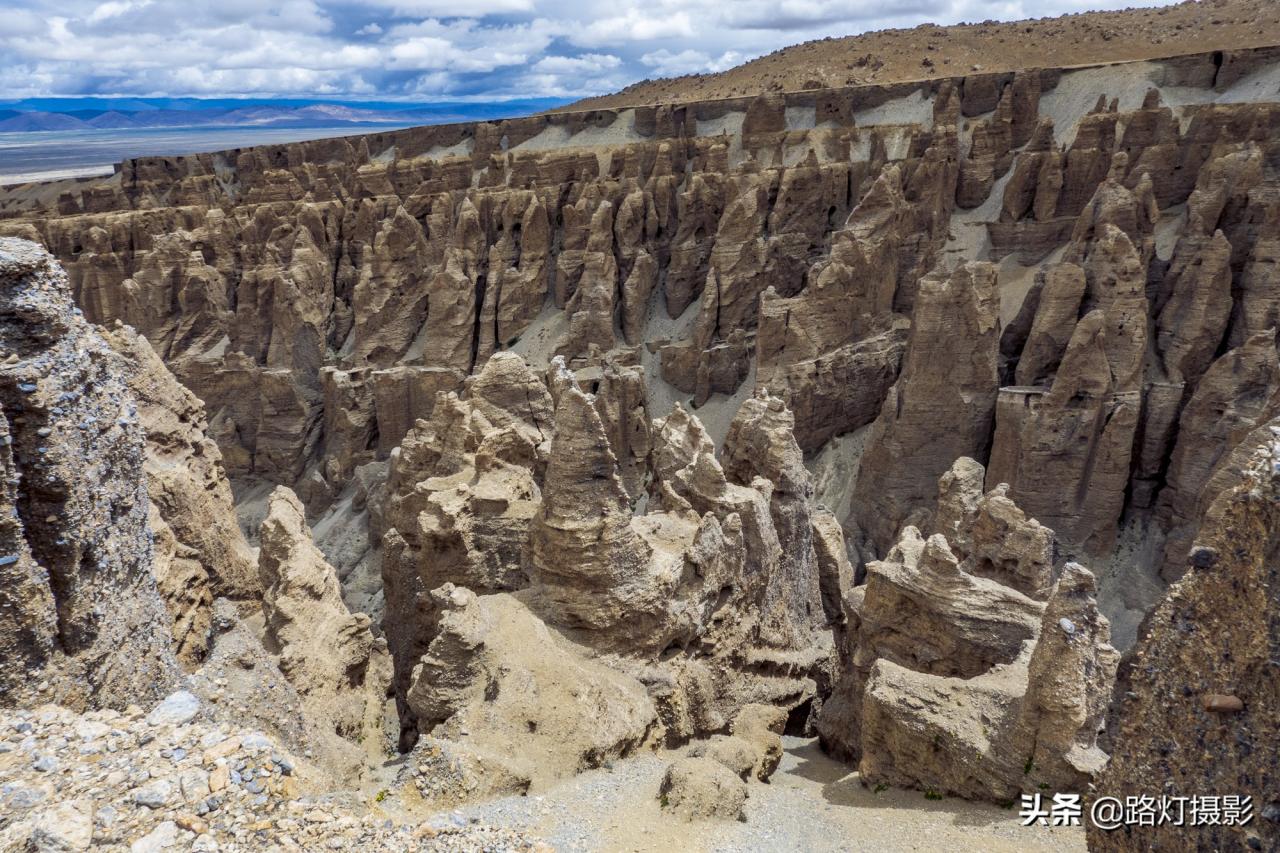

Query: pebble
[133,779,174,808]
[146,691,201,727]
[0,702,546,853]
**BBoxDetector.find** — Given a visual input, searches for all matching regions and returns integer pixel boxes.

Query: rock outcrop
[0,239,179,710]
[849,261,1000,557]
[1092,424,1280,852]
[258,487,390,749]
[819,460,1118,802]
[405,586,657,788]
[2,43,1280,823]
[102,323,258,666]
[379,352,842,761]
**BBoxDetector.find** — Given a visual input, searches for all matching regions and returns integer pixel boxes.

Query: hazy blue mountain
[0,97,572,134]
[0,112,90,131]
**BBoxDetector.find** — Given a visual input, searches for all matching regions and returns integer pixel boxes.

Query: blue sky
[0,0,1182,101]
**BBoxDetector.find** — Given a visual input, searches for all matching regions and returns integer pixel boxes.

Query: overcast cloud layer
[1,0,1180,101]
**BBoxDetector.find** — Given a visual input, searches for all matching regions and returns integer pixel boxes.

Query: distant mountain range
[0,97,572,133]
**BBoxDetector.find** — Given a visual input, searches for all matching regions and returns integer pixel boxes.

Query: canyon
[0,25,1278,853]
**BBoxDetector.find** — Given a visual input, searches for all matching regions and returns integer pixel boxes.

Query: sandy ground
[436,737,1084,853]
[563,0,1280,110]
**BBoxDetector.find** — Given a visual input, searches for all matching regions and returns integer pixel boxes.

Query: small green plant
[1038,782,1050,790]
[660,793,670,809]
[375,789,389,803]
[924,789,943,801]
[873,783,889,794]
[1023,757,1035,775]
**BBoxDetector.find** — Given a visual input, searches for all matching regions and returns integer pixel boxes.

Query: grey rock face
[0,238,179,711]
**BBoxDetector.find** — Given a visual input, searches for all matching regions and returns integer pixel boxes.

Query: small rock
[208,765,229,792]
[30,798,94,851]
[133,778,174,809]
[130,820,178,853]
[146,692,201,727]
[1201,694,1244,713]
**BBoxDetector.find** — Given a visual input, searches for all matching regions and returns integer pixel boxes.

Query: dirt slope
[562,0,1280,110]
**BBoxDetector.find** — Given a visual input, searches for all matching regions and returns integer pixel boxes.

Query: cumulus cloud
[640,49,742,78]
[0,0,1183,101]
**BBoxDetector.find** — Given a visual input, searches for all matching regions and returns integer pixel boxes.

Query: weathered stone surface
[1156,333,1280,581]
[1092,428,1280,853]
[405,586,656,786]
[258,487,390,746]
[658,756,748,821]
[102,323,257,665]
[988,311,1139,556]
[820,456,1116,802]
[846,551,1116,802]
[849,261,1000,556]
[0,239,179,710]
[1013,263,1086,387]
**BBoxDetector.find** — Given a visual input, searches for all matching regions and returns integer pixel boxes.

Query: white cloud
[640,49,742,77]
[352,0,535,16]
[532,53,621,75]
[87,0,154,24]
[569,9,696,48]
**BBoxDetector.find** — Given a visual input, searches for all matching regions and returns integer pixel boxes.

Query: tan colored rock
[722,391,826,648]
[1157,333,1280,581]
[557,200,618,363]
[957,86,1013,209]
[849,261,1000,555]
[817,525,1042,763]
[658,756,748,821]
[855,560,1116,802]
[101,323,258,664]
[258,487,389,746]
[1156,229,1233,385]
[405,586,656,787]
[528,384,658,644]
[352,206,433,366]
[988,311,1139,555]
[1013,563,1119,792]
[1013,263,1086,387]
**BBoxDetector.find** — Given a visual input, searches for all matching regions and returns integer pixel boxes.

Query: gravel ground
[439,737,1086,852]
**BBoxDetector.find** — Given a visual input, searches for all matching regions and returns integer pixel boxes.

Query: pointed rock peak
[1050,561,1099,602]
[1027,118,1056,152]
[1105,151,1129,183]
[934,456,986,546]
[542,385,630,518]
[468,351,554,429]
[884,524,927,566]
[453,197,484,252]
[1047,309,1112,404]
[259,487,326,580]
[723,391,809,496]
[587,200,615,253]
[651,403,719,489]
[920,532,964,577]
[546,355,581,406]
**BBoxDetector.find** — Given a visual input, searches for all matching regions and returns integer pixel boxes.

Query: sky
[0,0,1183,102]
